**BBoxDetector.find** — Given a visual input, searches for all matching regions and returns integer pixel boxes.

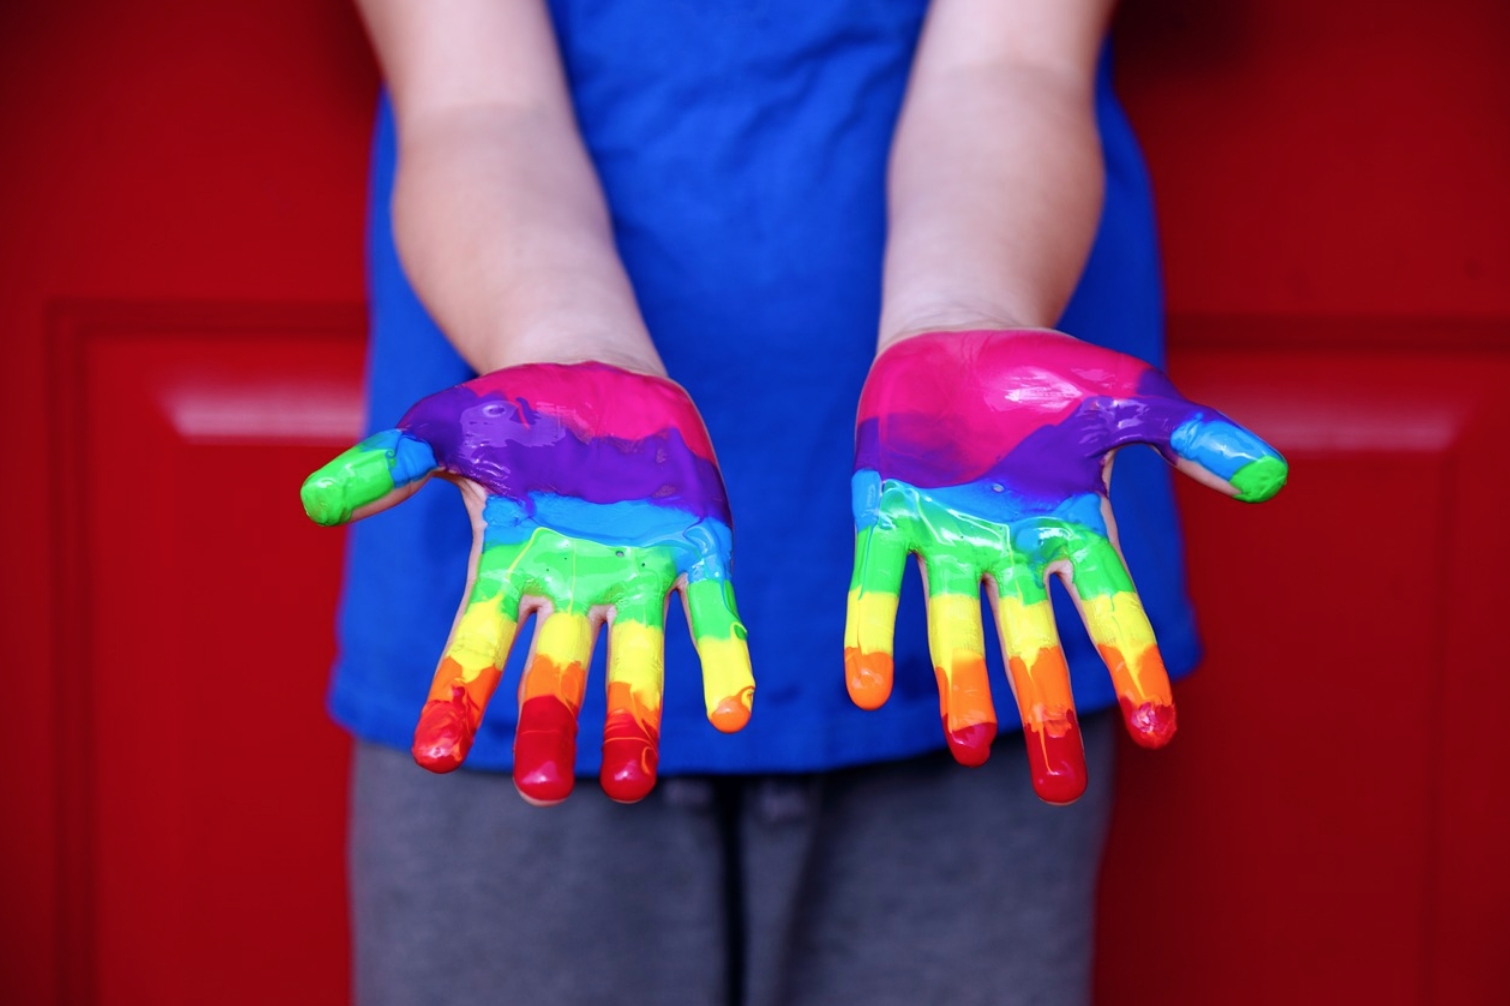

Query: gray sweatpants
[350,712,1115,1006]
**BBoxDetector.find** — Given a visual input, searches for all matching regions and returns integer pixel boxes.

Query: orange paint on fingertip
[1006,648,1074,709]
[934,654,997,766]
[844,646,893,709]
[1098,643,1172,702]
[710,688,754,733]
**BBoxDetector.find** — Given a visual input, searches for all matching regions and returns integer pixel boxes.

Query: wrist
[874,320,1063,358]
[474,327,667,378]
[447,296,666,377]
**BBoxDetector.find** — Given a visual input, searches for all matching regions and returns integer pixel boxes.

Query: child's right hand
[301,361,753,806]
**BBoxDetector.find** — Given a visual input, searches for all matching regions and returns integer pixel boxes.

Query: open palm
[847,329,1286,803]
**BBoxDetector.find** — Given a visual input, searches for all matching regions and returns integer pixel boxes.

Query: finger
[986,577,1086,806]
[300,428,438,526]
[1168,410,1288,503]
[684,572,754,733]
[922,554,996,767]
[1099,372,1287,503]
[411,539,523,773]
[844,524,907,710]
[600,593,666,804]
[514,609,597,806]
[1057,527,1177,750]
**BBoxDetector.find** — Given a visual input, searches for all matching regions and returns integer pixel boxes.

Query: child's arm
[879,0,1114,347]
[356,0,662,375]
[852,0,1288,803]
[313,2,753,804]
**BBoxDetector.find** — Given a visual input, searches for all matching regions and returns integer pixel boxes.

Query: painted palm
[848,330,1286,804]
[302,363,752,805]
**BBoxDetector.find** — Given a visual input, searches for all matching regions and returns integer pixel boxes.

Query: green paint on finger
[1231,455,1288,503]
[686,578,746,641]
[300,430,436,526]
[477,527,680,616]
[849,525,909,596]
[300,445,396,526]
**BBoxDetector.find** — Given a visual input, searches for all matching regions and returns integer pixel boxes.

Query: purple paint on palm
[399,364,731,523]
[855,331,1214,502]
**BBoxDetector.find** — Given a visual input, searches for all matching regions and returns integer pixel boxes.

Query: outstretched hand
[846,329,1286,804]
[302,362,753,805]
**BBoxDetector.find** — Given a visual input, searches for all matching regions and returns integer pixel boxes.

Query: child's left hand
[846,329,1287,803]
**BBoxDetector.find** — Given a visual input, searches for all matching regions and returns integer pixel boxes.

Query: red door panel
[1095,329,1510,1004]
[51,306,365,1005]
[2,3,375,1001]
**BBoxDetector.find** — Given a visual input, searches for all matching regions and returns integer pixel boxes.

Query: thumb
[300,428,439,526]
[1167,410,1288,503]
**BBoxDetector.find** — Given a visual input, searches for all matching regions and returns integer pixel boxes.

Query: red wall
[0,4,376,1003]
[2,1,1506,1003]
[1096,1,1510,1003]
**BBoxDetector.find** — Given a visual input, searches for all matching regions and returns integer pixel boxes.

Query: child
[304,1,1284,1003]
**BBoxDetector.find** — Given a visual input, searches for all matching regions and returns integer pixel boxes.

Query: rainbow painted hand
[846,330,1286,803]
[301,362,753,805]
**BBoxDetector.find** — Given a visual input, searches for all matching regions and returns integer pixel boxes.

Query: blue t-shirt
[328,1,1201,774]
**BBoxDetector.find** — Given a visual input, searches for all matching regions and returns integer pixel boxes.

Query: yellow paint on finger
[1080,592,1158,653]
[523,613,593,705]
[442,606,518,682]
[925,593,997,765]
[604,609,662,715]
[991,594,1059,662]
[925,593,986,657]
[695,634,754,732]
[845,589,900,708]
[845,589,900,651]
[607,620,665,696]
[1080,592,1170,705]
[530,612,593,668]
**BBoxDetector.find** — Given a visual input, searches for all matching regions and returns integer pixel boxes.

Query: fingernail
[844,648,893,709]
[411,688,479,773]
[1230,455,1288,503]
[1024,710,1086,804]
[515,695,578,804]
[1121,698,1177,748]
[710,691,752,733]
[944,720,996,767]
[300,474,348,526]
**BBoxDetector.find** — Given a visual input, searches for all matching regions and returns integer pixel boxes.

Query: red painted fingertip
[1121,697,1178,749]
[1024,712,1087,805]
[411,686,479,774]
[944,720,997,768]
[514,695,578,805]
[601,709,659,803]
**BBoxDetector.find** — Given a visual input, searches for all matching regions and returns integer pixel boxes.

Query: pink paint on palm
[463,363,719,462]
[856,330,1151,485]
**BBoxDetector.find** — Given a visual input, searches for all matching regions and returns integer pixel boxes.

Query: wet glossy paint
[303,362,752,804]
[847,330,1286,803]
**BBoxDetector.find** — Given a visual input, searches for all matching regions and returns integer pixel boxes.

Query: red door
[1095,2,1510,1003]
[3,2,1506,1004]
[1,3,376,1003]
